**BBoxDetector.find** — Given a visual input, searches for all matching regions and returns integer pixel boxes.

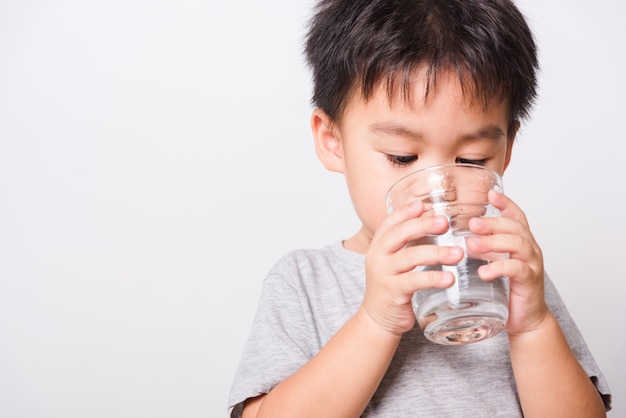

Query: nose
[425,172,457,208]
[417,158,455,170]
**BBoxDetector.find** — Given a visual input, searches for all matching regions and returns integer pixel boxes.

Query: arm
[245,307,401,418]
[509,311,605,417]
[243,202,461,418]
[467,190,605,417]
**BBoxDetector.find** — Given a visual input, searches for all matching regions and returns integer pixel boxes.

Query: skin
[242,69,606,417]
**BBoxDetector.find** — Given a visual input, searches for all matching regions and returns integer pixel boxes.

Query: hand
[362,201,464,336]
[466,189,549,335]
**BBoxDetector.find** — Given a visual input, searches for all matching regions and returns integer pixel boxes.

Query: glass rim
[387,163,503,194]
[385,163,504,213]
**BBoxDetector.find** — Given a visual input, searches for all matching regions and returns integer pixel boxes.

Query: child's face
[312,69,517,254]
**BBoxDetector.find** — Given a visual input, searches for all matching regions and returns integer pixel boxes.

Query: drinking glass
[386,163,509,345]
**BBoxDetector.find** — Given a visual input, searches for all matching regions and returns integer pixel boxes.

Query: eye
[387,154,418,166]
[456,157,488,166]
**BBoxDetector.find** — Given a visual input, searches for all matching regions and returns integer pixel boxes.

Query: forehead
[342,66,510,121]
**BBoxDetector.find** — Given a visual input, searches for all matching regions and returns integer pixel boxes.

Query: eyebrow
[370,122,424,141]
[370,122,505,142]
[460,125,506,141]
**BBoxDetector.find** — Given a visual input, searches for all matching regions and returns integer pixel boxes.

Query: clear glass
[386,163,509,345]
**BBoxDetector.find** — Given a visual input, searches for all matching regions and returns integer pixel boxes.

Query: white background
[0,0,624,416]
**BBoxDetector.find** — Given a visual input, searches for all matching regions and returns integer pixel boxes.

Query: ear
[503,120,520,172]
[311,108,345,173]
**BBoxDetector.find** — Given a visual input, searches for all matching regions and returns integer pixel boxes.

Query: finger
[477,258,533,283]
[392,244,465,274]
[469,213,528,237]
[466,232,532,258]
[467,234,543,283]
[379,200,425,233]
[487,189,530,227]
[467,215,543,260]
[377,212,450,254]
[399,269,456,294]
[372,201,425,254]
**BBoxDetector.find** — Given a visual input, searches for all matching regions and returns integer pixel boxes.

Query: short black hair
[304,0,539,122]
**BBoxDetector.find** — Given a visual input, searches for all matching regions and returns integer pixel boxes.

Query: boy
[229,0,612,416]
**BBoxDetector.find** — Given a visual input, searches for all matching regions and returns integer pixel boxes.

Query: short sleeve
[544,273,612,411]
[228,267,318,417]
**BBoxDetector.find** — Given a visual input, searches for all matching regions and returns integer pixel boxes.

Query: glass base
[423,315,506,345]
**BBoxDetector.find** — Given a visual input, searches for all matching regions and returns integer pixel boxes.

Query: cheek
[347,179,390,229]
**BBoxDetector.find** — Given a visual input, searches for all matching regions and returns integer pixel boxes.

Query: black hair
[304,0,539,122]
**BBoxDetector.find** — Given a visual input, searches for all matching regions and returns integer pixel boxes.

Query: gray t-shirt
[228,242,611,416]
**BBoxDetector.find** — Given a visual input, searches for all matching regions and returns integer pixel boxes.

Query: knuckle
[514,234,526,249]
[425,270,441,287]
[512,259,527,277]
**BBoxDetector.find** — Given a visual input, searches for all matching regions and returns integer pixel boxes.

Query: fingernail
[442,271,455,285]
[471,218,483,227]
[479,264,491,275]
[409,201,422,212]
[450,246,464,257]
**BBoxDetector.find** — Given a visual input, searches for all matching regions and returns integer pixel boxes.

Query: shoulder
[261,242,365,315]
[267,242,363,282]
